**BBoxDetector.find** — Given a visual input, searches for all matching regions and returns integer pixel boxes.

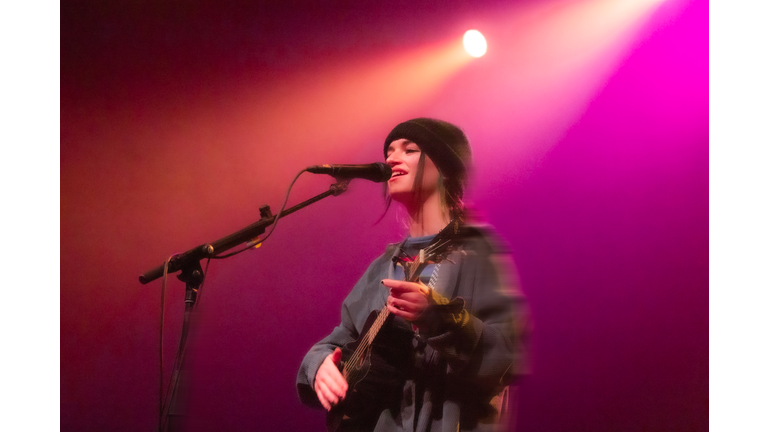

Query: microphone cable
[211,168,307,259]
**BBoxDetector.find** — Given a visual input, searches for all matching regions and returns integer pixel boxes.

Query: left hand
[382,279,430,322]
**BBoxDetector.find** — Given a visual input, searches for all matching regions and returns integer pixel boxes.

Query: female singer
[297,118,531,432]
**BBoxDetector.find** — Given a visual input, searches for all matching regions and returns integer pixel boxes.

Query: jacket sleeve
[414,230,532,396]
[295,249,395,408]
[295,302,357,408]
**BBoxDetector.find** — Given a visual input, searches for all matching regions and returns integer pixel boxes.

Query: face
[385,139,440,204]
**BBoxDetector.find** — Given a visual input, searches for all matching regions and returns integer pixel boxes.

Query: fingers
[382,279,418,290]
[316,380,333,410]
[387,294,420,309]
[382,279,430,296]
[331,347,342,364]
[314,350,348,411]
[325,348,347,399]
[387,301,419,321]
[387,293,427,321]
[317,380,340,410]
[316,376,341,410]
[384,279,430,322]
[317,366,346,402]
[389,291,427,304]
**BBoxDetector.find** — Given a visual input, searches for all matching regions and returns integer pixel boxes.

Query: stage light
[463,30,487,58]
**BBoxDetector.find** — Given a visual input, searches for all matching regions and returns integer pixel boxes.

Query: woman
[297,118,531,432]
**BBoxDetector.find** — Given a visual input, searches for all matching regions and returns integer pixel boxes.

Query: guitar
[326,221,463,432]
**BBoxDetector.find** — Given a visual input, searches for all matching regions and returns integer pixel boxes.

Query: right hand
[314,347,348,410]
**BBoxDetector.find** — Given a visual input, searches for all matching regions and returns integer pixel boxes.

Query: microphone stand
[140,179,350,432]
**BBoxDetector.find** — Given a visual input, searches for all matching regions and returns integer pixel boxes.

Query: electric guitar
[326,221,463,432]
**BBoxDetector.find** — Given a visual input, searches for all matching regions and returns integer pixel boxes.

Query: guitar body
[326,311,414,432]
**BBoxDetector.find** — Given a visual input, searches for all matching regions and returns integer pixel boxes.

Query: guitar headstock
[420,239,457,263]
[393,221,465,282]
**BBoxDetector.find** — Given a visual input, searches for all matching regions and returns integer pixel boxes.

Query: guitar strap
[426,262,442,291]
[421,219,464,296]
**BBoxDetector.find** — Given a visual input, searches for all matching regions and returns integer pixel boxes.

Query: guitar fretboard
[342,235,454,382]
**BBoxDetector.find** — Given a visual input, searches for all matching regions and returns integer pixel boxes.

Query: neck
[403,191,450,237]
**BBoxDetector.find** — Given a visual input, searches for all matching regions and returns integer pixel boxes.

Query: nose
[386,148,404,166]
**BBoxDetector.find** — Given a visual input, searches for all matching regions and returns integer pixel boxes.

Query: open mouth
[390,170,407,179]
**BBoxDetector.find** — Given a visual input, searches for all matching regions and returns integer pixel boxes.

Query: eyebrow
[386,140,417,154]
[387,140,415,149]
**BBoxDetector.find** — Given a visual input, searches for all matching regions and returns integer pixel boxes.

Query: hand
[382,279,430,322]
[314,348,348,410]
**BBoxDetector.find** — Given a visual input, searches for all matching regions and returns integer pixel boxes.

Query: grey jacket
[297,226,531,432]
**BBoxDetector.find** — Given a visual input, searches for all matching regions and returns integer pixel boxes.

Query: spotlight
[463,30,487,58]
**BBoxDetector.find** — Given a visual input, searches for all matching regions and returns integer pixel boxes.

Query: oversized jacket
[297,225,531,432]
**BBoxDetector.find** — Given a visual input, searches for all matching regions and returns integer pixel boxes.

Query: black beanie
[383,118,472,180]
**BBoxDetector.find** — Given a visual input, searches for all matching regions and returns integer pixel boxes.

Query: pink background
[61,0,708,430]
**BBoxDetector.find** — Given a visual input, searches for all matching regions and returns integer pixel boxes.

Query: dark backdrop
[61,0,708,430]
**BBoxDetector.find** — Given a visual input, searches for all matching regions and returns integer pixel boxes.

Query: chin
[387,188,412,204]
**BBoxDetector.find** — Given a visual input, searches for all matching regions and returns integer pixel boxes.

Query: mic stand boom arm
[139,179,349,284]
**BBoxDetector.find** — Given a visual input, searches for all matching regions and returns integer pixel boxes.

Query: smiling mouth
[390,171,407,180]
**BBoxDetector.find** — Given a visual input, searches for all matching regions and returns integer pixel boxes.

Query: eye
[405,148,420,154]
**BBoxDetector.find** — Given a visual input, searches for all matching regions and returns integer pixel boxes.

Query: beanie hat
[383,118,472,180]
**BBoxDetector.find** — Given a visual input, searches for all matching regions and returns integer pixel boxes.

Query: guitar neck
[363,307,390,347]
[347,255,425,364]
[368,255,426,335]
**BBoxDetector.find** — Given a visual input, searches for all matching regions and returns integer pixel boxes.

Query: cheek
[422,164,440,190]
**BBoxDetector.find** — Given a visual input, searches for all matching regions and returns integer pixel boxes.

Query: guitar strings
[342,238,453,381]
[344,252,420,377]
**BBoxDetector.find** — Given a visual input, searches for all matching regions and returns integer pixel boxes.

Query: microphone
[306,162,392,183]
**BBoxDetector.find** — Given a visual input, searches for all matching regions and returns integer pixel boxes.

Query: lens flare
[463,30,487,58]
